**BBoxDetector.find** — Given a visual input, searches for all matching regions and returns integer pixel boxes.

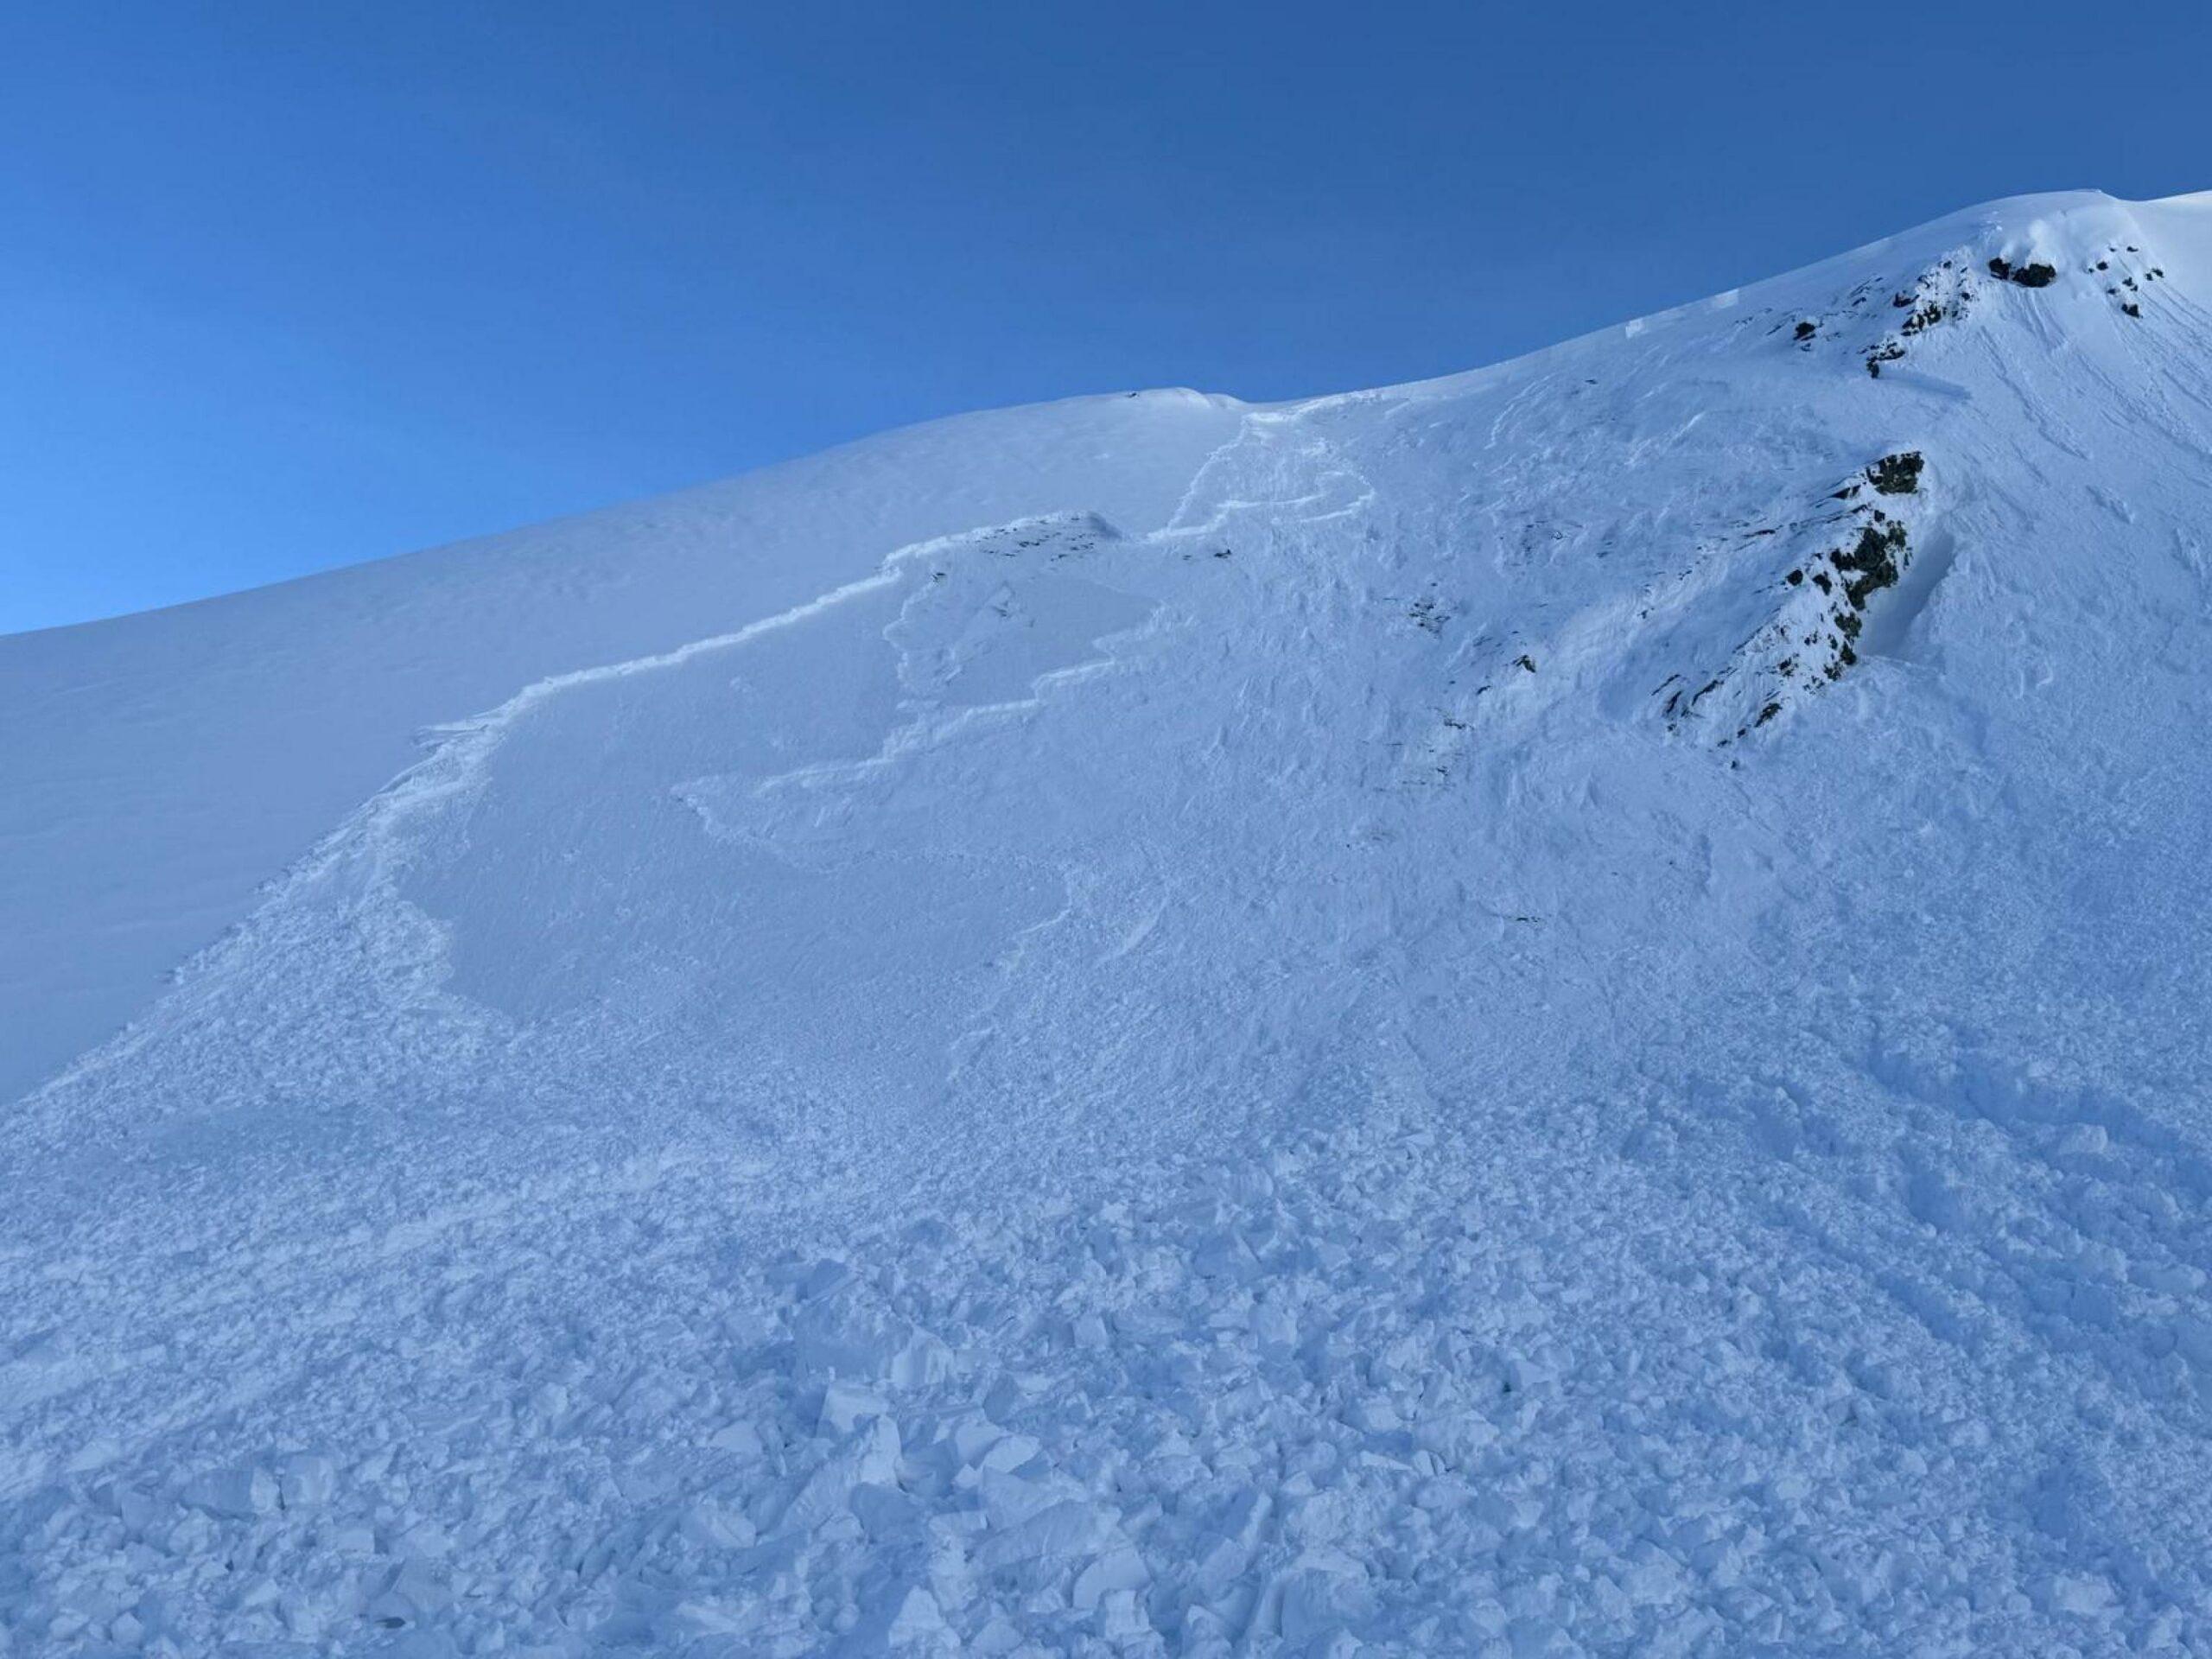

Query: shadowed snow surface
[6,190,2212,1655]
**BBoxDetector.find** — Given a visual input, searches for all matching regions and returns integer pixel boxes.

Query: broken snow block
[854,1584,948,1649]
[820,1379,893,1434]
[1072,1545,1149,1611]
[975,1498,1112,1570]
[792,1298,953,1388]
[182,1465,278,1519]
[780,1417,903,1532]
[278,1454,336,1512]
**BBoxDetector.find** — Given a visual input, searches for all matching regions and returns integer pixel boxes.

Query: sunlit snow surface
[8,190,2212,1654]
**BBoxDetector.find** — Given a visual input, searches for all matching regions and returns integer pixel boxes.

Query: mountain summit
[6,189,2212,1654]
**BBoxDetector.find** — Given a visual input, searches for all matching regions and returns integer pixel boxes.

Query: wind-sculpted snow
[7,190,2212,1655]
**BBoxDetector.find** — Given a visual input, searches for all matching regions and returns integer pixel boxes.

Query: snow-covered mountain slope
[6,188,2212,1656]
[0,391,1245,1108]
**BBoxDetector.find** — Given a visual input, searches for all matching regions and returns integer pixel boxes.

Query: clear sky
[4,2,2206,634]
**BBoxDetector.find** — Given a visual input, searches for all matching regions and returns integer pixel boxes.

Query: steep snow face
[7,190,2212,1655]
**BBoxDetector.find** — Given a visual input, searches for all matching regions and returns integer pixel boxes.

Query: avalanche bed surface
[7,188,2212,1656]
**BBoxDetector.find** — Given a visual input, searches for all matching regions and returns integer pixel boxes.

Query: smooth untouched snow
[6,188,2212,1656]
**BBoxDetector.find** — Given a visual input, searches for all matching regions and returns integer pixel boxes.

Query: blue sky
[5,2,2206,633]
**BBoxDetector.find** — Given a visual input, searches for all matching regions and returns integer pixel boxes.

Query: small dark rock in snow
[1988,257,2058,289]
[1867,453,1923,495]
